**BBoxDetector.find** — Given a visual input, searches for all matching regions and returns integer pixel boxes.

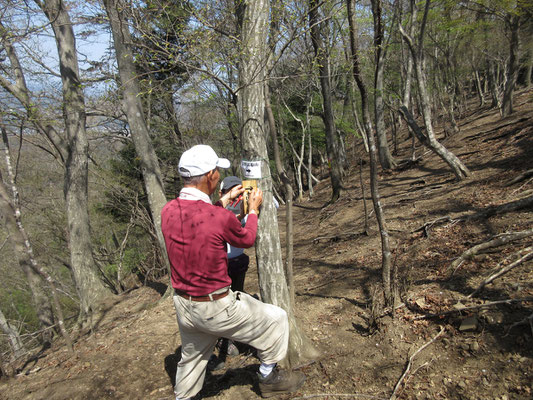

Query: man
[161,144,305,399]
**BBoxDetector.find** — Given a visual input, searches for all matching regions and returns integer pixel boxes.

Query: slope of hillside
[1,89,532,400]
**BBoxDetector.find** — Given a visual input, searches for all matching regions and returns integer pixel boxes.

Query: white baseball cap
[178,145,230,177]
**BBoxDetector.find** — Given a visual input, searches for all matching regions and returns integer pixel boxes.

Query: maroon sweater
[161,198,258,296]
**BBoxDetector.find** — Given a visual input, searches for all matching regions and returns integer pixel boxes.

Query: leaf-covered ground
[1,89,532,400]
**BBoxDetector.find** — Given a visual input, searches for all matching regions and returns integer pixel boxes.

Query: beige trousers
[173,290,289,399]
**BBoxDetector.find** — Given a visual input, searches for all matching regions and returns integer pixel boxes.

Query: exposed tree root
[413,298,533,320]
[449,229,533,275]
[505,168,533,186]
[413,195,533,236]
[468,246,533,298]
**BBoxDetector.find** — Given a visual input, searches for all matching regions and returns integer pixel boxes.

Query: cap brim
[217,158,231,169]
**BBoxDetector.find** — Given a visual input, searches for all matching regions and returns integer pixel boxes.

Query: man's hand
[248,188,263,214]
[220,185,245,208]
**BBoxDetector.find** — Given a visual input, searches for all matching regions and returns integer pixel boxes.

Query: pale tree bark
[0,308,24,360]
[238,0,318,367]
[0,165,73,353]
[398,0,417,160]
[501,14,520,117]
[103,0,171,282]
[0,16,109,323]
[398,0,471,181]
[38,0,111,319]
[282,98,309,201]
[347,0,392,305]
[371,0,397,170]
[525,36,533,87]
[1,128,54,344]
[265,85,295,305]
[309,0,343,202]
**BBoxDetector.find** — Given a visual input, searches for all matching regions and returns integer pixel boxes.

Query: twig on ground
[313,231,361,243]
[413,298,533,320]
[395,357,437,399]
[413,195,533,237]
[505,312,533,337]
[292,394,387,400]
[505,169,533,187]
[449,230,533,275]
[468,246,533,297]
[412,216,454,236]
[296,271,352,294]
[390,327,445,400]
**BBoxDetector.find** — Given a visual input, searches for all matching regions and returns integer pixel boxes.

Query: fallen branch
[413,297,533,320]
[468,246,533,298]
[449,229,533,275]
[292,394,387,400]
[412,216,456,236]
[313,231,362,243]
[474,194,533,219]
[506,169,533,186]
[505,312,533,337]
[413,195,533,236]
[390,327,445,400]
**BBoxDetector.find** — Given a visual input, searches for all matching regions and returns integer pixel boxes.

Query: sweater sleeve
[224,211,258,249]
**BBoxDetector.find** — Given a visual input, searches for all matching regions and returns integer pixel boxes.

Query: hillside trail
[1,89,532,400]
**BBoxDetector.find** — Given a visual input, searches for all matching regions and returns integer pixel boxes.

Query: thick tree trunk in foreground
[40,0,110,318]
[103,0,170,279]
[239,0,318,367]
[347,0,392,304]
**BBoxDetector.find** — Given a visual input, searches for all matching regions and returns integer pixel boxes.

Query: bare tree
[309,0,343,202]
[371,0,397,170]
[102,0,171,283]
[34,0,111,320]
[347,0,393,304]
[398,0,471,180]
[0,153,73,353]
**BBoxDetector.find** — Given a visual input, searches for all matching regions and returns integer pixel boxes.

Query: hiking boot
[216,339,240,356]
[207,354,225,371]
[257,367,306,398]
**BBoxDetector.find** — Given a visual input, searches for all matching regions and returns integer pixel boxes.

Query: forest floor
[1,88,532,400]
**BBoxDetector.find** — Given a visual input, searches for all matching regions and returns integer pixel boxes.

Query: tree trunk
[501,14,520,117]
[1,130,54,344]
[347,0,393,305]
[309,0,343,202]
[371,0,396,170]
[40,0,110,319]
[0,308,25,360]
[239,0,318,367]
[398,0,471,181]
[525,37,533,87]
[265,84,295,306]
[474,70,486,106]
[103,0,171,283]
[0,167,73,353]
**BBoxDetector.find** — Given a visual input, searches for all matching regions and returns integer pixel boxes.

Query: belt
[175,289,229,302]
